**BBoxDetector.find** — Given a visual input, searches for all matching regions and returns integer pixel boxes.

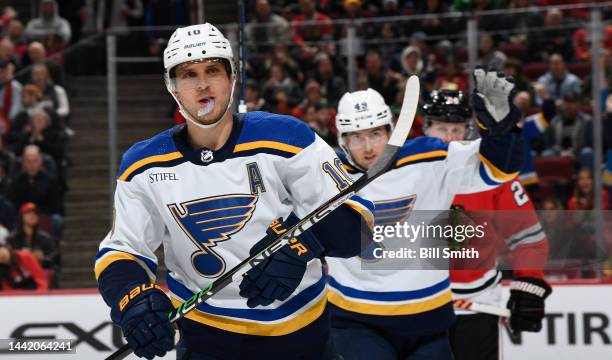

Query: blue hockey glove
[110,283,175,359]
[239,213,325,308]
[472,67,523,137]
[507,277,552,332]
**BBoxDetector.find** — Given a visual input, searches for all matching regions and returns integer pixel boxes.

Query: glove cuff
[509,277,552,299]
[110,282,165,323]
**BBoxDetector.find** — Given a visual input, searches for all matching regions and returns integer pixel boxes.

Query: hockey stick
[106,76,420,360]
[453,299,522,341]
[237,0,247,114]
[453,299,511,318]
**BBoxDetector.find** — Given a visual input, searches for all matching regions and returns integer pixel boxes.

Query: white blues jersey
[94,112,372,355]
[326,136,522,335]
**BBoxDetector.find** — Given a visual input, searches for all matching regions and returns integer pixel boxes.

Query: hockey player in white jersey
[94,23,374,360]
[326,69,525,359]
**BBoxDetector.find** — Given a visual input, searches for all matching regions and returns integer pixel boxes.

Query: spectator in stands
[0,6,17,33]
[536,54,582,105]
[8,84,61,150]
[292,80,323,120]
[262,64,301,114]
[0,243,48,290]
[303,100,335,146]
[6,19,27,59]
[247,0,290,55]
[504,58,532,96]
[400,46,424,78]
[0,60,22,135]
[478,33,507,72]
[399,45,436,94]
[568,168,609,210]
[25,0,72,45]
[365,48,399,104]
[0,38,20,73]
[30,63,69,119]
[8,202,58,270]
[436,60,468,92]
[313,52,346,107]
[527,8,573,62]
[20,42,66,86]
[265,43,303,84]
[292,0,333,61]
[539,196,575,261]
[543,92,592,165]
[12,109,65,164]
[9,145,63,226]
[245,79,267,112]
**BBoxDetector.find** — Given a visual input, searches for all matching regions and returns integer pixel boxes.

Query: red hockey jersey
[450,178,548,307]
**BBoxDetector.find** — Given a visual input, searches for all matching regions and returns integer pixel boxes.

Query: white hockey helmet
[163,23,236,128]
[335,88,393,163]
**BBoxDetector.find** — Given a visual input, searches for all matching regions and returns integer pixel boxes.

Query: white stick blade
[388,75,420,147]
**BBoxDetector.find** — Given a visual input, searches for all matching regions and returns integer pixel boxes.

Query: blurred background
[0,0,610,292]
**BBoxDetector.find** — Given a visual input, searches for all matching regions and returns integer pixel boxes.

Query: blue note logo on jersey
[360,195,417,262]
[373,195,417,225]
[168,194,258,278]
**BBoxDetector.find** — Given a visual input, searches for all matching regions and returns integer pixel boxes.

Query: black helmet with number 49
[423,89,472,126]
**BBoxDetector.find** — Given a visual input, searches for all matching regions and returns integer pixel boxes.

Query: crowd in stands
[2,0,612,290]
[0,1,72,291]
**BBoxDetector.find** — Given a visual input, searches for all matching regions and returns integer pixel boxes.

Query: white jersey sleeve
[280,134,368,219]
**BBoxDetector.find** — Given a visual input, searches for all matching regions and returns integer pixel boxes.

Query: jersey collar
[172,113,244,166]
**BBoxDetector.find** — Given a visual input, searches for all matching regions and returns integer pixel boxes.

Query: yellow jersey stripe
[396,150,448,167]
[170,291,327,336]
[604,171,612,186]
[344,199,375,230]
[538,113,549,129]
[327,288,452,316]
[233,141,303,155]
[118,152,183,181]
[479,155,518,183]
[95,252,138,280]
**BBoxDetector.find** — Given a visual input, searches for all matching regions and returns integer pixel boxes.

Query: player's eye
[180,70,198,79]
[350,135,365,143]
[207,67,220,75]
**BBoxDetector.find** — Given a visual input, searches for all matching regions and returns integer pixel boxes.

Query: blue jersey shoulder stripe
[395,137,448,168]
[233,112,315,157]
[117,128,185,181]
[328,276,450,302]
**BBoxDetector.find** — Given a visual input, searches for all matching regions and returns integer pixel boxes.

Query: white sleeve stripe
[504,222,543,245]
[507,230,546,250]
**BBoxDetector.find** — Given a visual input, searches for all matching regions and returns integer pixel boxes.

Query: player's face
[425,121,467,143]
[173,60,233,126]
[345,126,390,170]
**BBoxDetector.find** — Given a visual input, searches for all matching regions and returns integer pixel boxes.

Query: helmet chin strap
[172,77,237,130]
